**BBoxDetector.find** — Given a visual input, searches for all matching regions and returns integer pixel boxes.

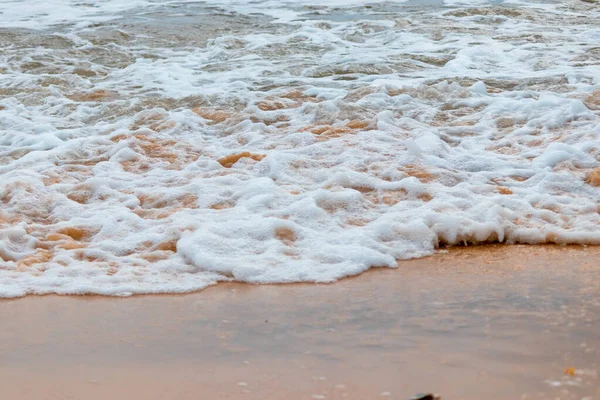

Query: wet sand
[1,244,599,400]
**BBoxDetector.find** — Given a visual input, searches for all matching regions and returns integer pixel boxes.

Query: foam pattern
[0,0,599,296]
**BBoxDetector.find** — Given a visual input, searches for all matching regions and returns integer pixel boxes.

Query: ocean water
[0,0,599,297]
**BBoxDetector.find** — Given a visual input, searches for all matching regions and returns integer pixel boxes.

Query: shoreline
[1,244,599,399]
[4,242,599,300]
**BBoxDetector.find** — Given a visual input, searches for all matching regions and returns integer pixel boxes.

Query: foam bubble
[0,0,599,297]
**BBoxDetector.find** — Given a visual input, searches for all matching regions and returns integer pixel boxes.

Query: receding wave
[0,0,599,297]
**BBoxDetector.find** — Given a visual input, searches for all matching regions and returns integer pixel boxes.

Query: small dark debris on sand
[409,394,441,400]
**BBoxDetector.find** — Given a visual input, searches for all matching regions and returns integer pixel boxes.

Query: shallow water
[0,245,598,399]
[1,0,599,296]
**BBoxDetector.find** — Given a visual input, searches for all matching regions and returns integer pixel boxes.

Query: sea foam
[0,0,599,296]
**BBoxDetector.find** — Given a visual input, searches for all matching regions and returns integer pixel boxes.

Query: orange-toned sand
[299,119,374,141]
[586,167,600,187]
[218,152,266,168]
[1,245,599,400]
[192,107,231,123]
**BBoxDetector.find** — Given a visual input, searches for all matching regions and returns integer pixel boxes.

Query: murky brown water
[0,244,598,399]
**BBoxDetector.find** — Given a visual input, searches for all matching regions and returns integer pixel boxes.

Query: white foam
[0,0,599,297]
[0,0,410,28]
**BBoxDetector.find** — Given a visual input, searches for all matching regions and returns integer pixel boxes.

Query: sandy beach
[1,0,600,398]
[1,244,598,400]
